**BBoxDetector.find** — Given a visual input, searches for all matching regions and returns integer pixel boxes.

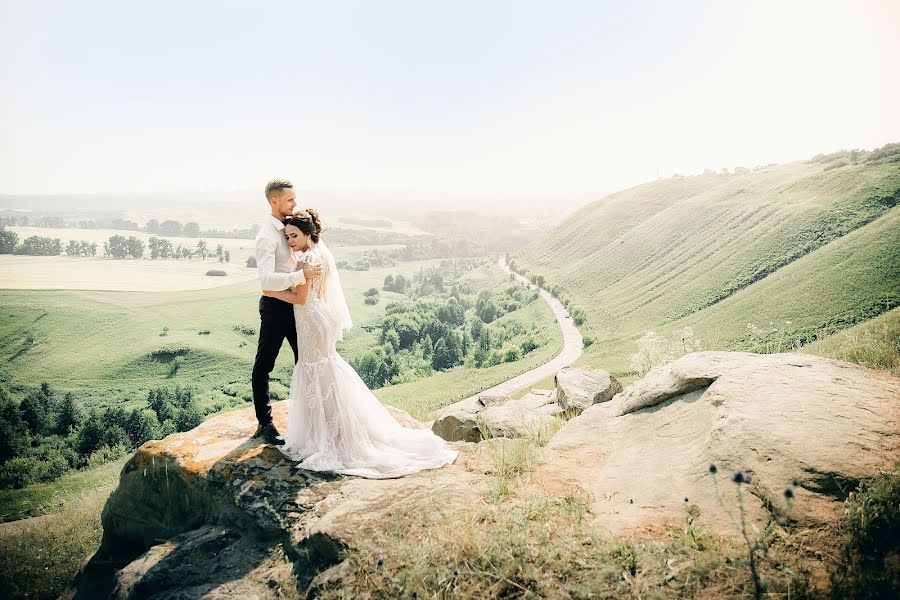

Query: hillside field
[513,159,900,380]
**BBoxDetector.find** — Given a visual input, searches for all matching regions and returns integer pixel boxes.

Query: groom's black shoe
[254,422,285,446]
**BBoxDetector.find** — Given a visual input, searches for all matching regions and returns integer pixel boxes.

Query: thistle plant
[708,463,799,600]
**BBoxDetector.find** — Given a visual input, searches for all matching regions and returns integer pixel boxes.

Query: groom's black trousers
[251,296,299,426]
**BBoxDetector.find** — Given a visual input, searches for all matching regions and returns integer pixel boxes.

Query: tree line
[0,228,231,262]
[350,279,544,389]
[0,383,204,490]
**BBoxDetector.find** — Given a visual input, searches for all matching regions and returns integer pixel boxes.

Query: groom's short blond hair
[265,179,293,200]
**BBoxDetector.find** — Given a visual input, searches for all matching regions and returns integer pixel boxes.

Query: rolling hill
[512,149,900,378]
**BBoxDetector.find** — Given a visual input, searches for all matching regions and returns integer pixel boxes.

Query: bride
[261,209,458,479]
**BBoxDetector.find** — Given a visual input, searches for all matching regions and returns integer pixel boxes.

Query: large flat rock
[530,351,900,536]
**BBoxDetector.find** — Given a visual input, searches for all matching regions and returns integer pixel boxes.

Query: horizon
[2,1,899,201]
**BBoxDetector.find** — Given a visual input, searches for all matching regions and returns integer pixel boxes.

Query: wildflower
[783,487,794,500]
[731,471,748,484]
[792,478,800,488]
[684,497,689,503]
[376,555,385,568]
[708,464,718,475]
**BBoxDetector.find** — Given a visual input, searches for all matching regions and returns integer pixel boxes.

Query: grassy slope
[803,307,900,376]
[514,160,900,378]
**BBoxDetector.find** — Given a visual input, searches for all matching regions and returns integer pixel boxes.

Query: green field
[512,159,900,379]
[0,256,560,413]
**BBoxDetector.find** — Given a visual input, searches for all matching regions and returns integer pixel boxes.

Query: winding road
[456,258,583,402]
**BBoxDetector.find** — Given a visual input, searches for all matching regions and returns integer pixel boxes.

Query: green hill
[513,151,900,379]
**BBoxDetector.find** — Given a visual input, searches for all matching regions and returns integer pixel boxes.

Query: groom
[252,179,321,445]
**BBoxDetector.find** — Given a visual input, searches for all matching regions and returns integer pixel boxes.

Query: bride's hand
[303,263,323,280]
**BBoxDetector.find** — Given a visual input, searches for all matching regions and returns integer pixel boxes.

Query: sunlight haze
[1,0,898,207]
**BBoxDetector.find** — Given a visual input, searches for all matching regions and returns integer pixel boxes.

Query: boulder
[430,396,485,442]
[555,366,623,413]
[530,351,900,537]
[478,390,563,439]
[431,390,562,442]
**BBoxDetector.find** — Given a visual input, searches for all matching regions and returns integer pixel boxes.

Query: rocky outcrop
[64,402,483,600]
[530,351,900,536]
[555,366,622,413]
[431,390,562,442]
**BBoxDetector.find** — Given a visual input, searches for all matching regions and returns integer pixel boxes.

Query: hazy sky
[1,0,898,199]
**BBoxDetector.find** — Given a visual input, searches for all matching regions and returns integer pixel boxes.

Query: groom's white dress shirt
[255,215,306,291]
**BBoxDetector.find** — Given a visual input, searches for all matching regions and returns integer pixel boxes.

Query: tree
[158,238,173,259]
[145,219,160,233]
[195,240,208,260]
[383,274,395,290]
[224,250,230,263]
[421,333,433,360]
[216,244,224,262]
[246,256,257,268]
[76,411,105,455]
[16,236,63,256]
[471,318,484,341]
[0,228,18,254]
[19,386,53,435]
[383,328,400,352]
[431,338,452,370]
[125,409,160,446]
[159,220,183,236]
[148,237,161,259]
[437,297,465,327]
[106,235,129,259]
[65,240,80,256]
[56,392,83,434]
[126,236,145,259]
[445,330,463,366]
[183,222,201,237]
[88,242,98,257]
[0,386,30,463]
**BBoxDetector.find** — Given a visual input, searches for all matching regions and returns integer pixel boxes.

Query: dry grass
[303,428,830,599]
[0,485,112,600]
[804,307,900,376]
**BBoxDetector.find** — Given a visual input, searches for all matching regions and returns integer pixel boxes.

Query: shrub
[364,296,379,305]
[198,329,211,335]
[831,468,900,598]
[148,346,191,361]
[205,269,227,276]
[246,256,257,268]
[232,325,256,336]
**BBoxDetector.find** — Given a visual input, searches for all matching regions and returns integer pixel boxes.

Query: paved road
[455,257,583,403]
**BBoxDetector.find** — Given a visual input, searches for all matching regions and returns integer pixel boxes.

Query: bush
[363,287,380,297]
[364,296,379,305]
[198,329,211,335]
[831,468,900,598]
[246,256,257,268]
[205,269,227,276]
[233,324,256,336]
[148,346,191,361]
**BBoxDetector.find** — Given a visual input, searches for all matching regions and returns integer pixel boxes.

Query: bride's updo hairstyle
[283,208,324,243]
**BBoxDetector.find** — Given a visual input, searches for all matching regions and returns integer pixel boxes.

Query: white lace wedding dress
[278,241,458,479]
